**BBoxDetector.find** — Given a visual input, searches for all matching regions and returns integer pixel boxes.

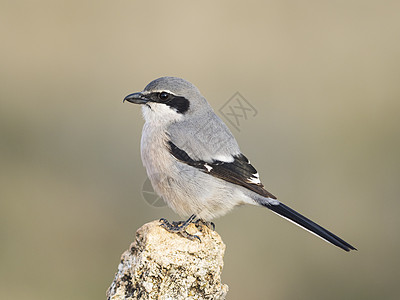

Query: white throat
[141,103,184,126]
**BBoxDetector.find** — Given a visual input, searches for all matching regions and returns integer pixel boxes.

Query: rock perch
[107,220,228,300]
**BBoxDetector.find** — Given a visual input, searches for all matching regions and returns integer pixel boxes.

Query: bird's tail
[262,201,356,252]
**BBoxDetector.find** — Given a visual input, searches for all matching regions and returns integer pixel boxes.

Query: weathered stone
[107,220,228,300]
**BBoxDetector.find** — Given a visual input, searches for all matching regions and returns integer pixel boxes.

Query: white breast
[139,106,253,220]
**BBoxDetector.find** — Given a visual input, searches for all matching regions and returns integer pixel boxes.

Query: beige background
[1,1,400,299]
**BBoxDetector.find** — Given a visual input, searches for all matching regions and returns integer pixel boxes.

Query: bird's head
[124,77,209,125]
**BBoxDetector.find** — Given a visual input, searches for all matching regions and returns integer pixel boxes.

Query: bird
[124,76,356,252]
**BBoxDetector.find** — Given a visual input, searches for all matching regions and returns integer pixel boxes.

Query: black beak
[123,92,149,104]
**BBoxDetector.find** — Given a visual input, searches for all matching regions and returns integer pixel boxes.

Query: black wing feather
[168,141,276,199]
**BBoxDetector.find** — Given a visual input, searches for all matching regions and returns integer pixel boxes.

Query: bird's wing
[169,140,356,251]
[168,141,277,199]
[166,110,242,163]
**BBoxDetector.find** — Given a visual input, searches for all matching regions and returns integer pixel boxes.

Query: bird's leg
[171,221,185,226]
[194,219,215,231]
[159,214,200,241]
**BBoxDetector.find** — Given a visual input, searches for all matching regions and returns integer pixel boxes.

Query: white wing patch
[247,172,261,184]
[212,154,235,163]
[204,163,213,172]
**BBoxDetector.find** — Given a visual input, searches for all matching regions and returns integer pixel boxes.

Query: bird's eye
[159,92,170,101]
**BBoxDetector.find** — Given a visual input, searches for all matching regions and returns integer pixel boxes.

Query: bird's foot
[194,219,215,231]
[159,214,201,242]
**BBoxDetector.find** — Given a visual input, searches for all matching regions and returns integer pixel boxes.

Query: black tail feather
[265,202,356,252]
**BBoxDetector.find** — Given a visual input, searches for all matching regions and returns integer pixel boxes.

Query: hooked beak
[123,92,149,104]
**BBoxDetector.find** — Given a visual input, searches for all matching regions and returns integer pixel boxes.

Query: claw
[194,219,215,231]
[158,214,201,242]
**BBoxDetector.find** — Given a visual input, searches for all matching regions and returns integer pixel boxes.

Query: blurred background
[1,1,400,299]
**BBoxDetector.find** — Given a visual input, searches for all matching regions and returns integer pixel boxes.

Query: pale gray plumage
[145,77,241,162]
[138,77,260,220]
[124,76,356,251]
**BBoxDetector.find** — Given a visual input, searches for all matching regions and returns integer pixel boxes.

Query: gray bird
[124,76,356,251]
